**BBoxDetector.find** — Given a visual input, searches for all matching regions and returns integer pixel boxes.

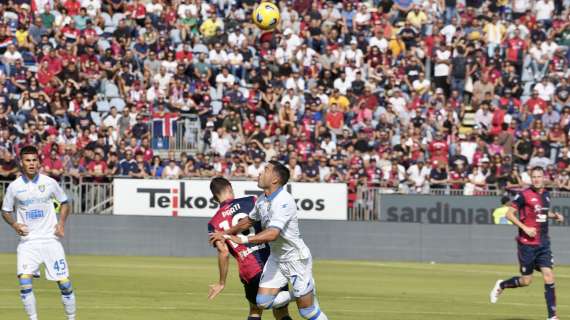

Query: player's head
[210,176,234,203]
[530,166,545,189]
[19,145,39,177]
[258,160,290,189]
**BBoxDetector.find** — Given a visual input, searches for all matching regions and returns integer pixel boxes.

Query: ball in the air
[252,2,280,30]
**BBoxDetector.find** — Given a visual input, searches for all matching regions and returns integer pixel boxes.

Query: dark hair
[530,166,545,174]
[501,195,510,205]
[210,176,232,202]
[269,160,290,186]
[20,145,38,157]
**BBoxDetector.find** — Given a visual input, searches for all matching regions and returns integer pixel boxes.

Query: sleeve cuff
[267,225,283,231]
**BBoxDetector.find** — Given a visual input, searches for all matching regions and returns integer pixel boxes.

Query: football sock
[500,277,521,289]
[272,291,292,308]
[545,283,556,318]
[299,305,328,320]
[58,279,76,320]
[19,275,37,320]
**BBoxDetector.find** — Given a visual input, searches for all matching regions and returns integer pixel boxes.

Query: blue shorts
[517,243,554,275]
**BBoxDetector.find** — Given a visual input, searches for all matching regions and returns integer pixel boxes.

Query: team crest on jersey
[38,185,45,192]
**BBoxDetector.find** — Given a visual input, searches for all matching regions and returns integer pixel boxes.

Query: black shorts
[518,243,554,275]
[241,273,288,306]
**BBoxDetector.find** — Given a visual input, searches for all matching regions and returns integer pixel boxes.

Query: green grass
[0,254,567,319]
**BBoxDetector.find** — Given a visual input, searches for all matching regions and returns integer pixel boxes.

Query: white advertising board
[113,179,347,220]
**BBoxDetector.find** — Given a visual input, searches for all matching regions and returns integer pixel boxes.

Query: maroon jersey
[510,188,551,246]
[208,196,270,283]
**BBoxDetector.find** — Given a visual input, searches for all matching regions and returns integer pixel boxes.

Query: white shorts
[17,239,70,281]
[259,255,314,298]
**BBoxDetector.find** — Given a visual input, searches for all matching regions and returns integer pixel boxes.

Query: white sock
[314,311,328,320]
[61,291,76,319]
[272,291,293,308]
[20,291,37,320]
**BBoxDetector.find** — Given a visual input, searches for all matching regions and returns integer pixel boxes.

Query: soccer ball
[252,2,280,30]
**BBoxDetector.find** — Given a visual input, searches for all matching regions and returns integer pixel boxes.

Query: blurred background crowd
[1,0,570,197]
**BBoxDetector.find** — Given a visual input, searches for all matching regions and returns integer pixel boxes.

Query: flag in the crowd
[152,113,178,137]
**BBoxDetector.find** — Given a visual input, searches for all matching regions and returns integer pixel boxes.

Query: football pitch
[0,254,567,320]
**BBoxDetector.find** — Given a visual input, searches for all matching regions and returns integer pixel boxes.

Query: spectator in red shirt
[428,131,449,166]
[525,89,548,115]
[86,151,109,181]
[43,148,64,179]
[325,104,344,137]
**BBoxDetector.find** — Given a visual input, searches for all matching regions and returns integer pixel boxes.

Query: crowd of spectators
[3,0,570,197]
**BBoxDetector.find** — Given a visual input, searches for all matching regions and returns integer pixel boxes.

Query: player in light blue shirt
[2,145,76,320]
[210,160,328,320]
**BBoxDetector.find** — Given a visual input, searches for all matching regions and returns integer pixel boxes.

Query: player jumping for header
[208,176,292,320]
[210,160,328,320]
[2,145,76,320]
[490,166,564,320]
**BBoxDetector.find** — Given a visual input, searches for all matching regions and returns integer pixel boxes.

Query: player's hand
[12,223,29,236]
[54,223,65,238]
[523,226,537,238]
[208,283,225,300]
[554,212,565,223]
[208,232,225,245]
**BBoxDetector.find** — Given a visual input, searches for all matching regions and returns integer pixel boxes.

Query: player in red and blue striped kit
[208,177,291,320]
[489,167,564,320]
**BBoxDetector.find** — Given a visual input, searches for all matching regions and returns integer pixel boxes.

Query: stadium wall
[1,215,570,264]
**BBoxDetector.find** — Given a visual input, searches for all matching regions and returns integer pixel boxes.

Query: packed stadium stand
[0,0,570,201]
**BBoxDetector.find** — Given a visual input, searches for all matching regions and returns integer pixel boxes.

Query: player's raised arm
[208,240,230,300]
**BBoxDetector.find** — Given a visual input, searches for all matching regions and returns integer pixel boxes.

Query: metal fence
[0,177,113,215]
[149,114,201,155]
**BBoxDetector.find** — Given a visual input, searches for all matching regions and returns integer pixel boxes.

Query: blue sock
[545,283,556,318]
[500,277,521,289]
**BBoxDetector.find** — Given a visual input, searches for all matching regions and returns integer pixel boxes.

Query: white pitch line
[324,260,570,278]
[0,304,550,317]
[0,289,567,309]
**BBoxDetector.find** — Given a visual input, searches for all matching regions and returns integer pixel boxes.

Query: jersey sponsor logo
[238,243,267,259]
[26,209,45,220]
[18,196,52,206]
[281,203,288,209]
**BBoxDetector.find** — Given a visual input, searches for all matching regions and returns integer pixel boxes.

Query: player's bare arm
[55,202,71,238]
[208,240,230,300]
[208,217,255,245]
[505,207,536,237]
[2,210,28,236]
[227,216,254,235]
[548,210,565,223]
[224,227,280,245]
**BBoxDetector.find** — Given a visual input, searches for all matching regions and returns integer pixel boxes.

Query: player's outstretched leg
[58,278,76,320]
[19,274,38,320]
[490,276,531,303]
